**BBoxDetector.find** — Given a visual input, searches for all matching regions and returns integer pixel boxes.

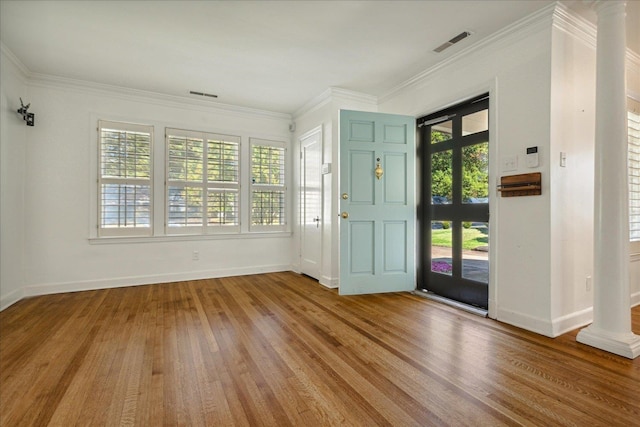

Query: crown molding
[552,1,639,66]
[26,72,291,121]
[2,42,290,122]
[0,42,30,83]
[294,88,334,119]
[294,87,377,119]
[379,2,559,104]
[551,2,597,49]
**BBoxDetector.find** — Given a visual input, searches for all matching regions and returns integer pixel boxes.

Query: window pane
[431,221,452,276]
[98,121,153,236]
[462,142,489,204]
[207,189,239,226]
[100,129,150,179]
[100,184,150,228]
[251,190,285,225]
[252,145,285,185]
[462,222,489,283]
[168,136,204,182]
[462,110,488,136]
[629,108,640,241]
[431,121,452,144]
[431,150,452,205]
[208,140,239,183]
[167,186,203,227]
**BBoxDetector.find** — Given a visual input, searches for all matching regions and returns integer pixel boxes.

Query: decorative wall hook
[17,98,35,126]
[375,157,384,180]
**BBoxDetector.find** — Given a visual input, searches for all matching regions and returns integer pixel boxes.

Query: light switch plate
[501,155,517,172]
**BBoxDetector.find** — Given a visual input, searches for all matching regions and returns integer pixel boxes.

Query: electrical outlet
[586,276,592,291]
[192,250,199,261]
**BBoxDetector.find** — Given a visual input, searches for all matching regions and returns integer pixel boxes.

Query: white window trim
[91,117,291,242]
[97,120,154,238]
[165,128,241,235]
[249,138,288,233]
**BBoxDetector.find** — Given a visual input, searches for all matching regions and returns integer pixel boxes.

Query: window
[166,128,240,234]
[250,138,287,231]
[629,98,640,242]
[98,120,153,237]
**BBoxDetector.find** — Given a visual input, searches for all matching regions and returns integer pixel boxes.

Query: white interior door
[300,127,323,280]
[339,110,416,295]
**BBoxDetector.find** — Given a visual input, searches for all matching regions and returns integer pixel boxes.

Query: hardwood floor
[1,272,638,426]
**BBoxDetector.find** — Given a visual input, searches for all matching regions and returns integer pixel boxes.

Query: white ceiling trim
[26,71,292,121]
[552,2,597,49]
[378,2,559,105]
[0,42,29,84]
[552,4,640,70]
[294,87,377,119]
[2,41,291,122]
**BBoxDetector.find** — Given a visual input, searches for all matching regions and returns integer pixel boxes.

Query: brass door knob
[341,193,349,200]
[341,212,349,219]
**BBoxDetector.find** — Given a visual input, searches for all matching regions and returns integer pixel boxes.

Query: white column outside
[576,0,640,359]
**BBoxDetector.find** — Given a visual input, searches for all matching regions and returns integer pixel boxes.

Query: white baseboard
[0,288,23,312]
[319,275,338,289]
[551,307,593,336]
[497,307,555,337]
[23,264,291,298]
[487,298,497,319]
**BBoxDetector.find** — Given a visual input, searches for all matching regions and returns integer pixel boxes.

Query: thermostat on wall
[526,146,539,168]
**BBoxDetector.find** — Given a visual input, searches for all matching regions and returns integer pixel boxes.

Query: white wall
[292,88,377,288]
[548,17,597,333]
[15,74,293,299]
[380,7,556,333]
[380,3,638,335]
[0,48,27,309]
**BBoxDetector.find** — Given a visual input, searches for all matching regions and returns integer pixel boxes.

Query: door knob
[341,212,349,219]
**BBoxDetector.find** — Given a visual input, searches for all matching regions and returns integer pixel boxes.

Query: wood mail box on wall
[498,172,542,197]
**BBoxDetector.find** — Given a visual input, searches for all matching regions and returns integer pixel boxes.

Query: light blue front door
[339,110,416,295]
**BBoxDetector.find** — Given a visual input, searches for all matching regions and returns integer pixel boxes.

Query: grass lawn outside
[431,227,488,250]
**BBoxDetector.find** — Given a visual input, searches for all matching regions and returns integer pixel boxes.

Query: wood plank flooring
[1,272,638,426]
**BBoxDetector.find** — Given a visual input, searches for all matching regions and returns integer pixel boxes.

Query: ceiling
[1,0,638,115]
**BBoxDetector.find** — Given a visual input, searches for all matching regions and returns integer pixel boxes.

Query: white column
[576,0,640,359]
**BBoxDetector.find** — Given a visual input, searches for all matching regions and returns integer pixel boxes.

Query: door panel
[349,221,375,274]
[339,110,416,295]
[383,221,407,272]
[383,153,407,204]
[349,151,375,204]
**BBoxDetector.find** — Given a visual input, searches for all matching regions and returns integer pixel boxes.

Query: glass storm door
[418,95,490,308]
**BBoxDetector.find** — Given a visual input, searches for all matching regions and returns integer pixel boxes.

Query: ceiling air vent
[433,31,471,53]
[189,90,218,99]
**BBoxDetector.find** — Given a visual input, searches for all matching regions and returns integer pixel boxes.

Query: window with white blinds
[250,138,287,231]
[166,128,240,234]
[98,120,153,237]
[629,98,640,242]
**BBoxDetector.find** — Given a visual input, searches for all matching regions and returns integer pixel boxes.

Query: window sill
[89,231,292,245]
